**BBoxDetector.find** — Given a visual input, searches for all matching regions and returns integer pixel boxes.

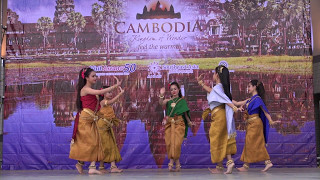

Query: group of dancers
[69,65,277,175]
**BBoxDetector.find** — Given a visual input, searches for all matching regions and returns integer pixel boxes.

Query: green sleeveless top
[166,97,191,138]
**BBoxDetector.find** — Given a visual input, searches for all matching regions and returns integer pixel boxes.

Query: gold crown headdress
[219,66,224,73]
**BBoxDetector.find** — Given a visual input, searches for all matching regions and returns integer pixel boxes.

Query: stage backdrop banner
[3,0,315,170]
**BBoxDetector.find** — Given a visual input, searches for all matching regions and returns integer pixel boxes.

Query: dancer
[69,68,121,174]
[197,65,239,174]
[97,85,124,173]
[232,79,278,172]
[159,82,192,172]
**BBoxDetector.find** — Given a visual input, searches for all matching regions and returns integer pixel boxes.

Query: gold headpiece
[219,66,224,73]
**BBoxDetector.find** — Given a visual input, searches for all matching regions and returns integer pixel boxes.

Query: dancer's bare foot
[224,160,235,174]
[175,164,181,172]
[75,163,84,174]
[88,168,103,175]
[237,167,249,172]
[237,164,249,172]
[208,167,223,174]
[110,166,123,173]
[262,162,273,172]
[99,168,108,174]
[168,163,174,172]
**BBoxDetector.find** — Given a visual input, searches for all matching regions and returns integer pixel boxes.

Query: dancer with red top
[69,67,122,174]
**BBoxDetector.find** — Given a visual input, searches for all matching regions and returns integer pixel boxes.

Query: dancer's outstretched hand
[114,76,122,86]
[269,120,281,127]
[197,73,204,82]
[160,87,165,96]
[162,118,167,125]
[113,75,119,82]
[188,121,195,127]
[119,87,124,94]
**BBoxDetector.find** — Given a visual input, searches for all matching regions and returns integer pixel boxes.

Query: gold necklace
[171,97,180,108]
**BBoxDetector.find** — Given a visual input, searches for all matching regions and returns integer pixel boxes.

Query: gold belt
[168,115,183,124]
[246,114,259,122]
[81,108,99,121]
[211,104,225,116]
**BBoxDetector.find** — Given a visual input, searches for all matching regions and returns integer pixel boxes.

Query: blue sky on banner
[9,0,232,23]
[8,0,92,23]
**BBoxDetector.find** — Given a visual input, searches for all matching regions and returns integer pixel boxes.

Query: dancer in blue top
[233,79,278,172]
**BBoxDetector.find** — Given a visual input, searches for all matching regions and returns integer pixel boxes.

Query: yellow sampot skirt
[69,109,104,162]
[97,118,122,163]
[165,116,185,160]
[240,114,270,163]
[209,105,237,163]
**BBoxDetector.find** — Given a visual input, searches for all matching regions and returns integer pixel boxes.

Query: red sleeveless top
[72,94,101,140]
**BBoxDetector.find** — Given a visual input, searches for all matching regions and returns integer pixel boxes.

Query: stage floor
[1,168,319,180]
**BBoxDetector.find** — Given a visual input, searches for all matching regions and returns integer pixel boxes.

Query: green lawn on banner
[5,56,312,75]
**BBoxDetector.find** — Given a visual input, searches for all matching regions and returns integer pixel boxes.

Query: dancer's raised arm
[197,73,212,93]
[159,87,171,106]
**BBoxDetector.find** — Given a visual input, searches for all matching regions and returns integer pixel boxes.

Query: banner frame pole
[0,0,8,169]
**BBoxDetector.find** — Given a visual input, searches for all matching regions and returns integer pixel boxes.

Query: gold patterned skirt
[69,108,104,162]
[208,105,237,163]
[240,114,270,163]
[97,117,122,163]
[164,115,185,160]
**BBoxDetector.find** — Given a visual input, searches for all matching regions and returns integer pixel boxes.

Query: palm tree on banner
[92,0,125,65]
[66,11,87,50]
[36,17,54,52]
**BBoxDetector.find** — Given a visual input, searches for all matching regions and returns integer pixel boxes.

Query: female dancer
[159,82,192,172]
[232,80,278,172]
[197,65,239,174]
[69,68,121,174]
[98,85,124,173]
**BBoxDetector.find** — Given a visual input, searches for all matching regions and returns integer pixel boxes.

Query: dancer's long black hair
[170,81,183,98]
[215,65,232,101]
[250,79,266,104]
[76,67,94,111]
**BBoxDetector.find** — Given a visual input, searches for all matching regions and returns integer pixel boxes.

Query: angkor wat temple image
[136,1,181,20]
